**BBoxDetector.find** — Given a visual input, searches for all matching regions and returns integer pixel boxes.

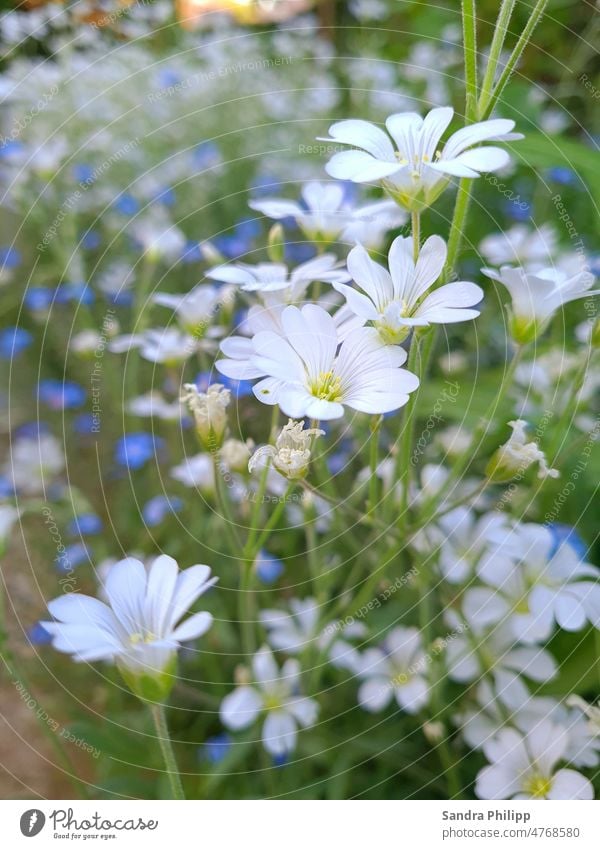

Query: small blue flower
[192,142,221,169]
[113,194,139,215]
[0,327,33,359]
[73,413,97,435]
[157,68,181,88]
[0,246,22,269]
[114,432,164,470]
[37,379,86,410]
[180,240,203,263]
[201,733,232,764]
[14,421,50,438]
[0,140,25,160]
[142,495,183,526]
[285,243,317,264]
[234,217,261,240]
[55,542,89,573]
[272,752,288,768]
[546,166,577,186]
[153,186,176,207]
[548,523,587,560]
[25,287,54,311]
[72,163,95,184]
[81,230,101,250]
[254,550,284,584]
[0,475,14,497]
[213,234,252,259]
[67,513,103,536]
[250,173,282,197]
[504,199,531,222]
[27,621,53,645]
[194,371,253,399]
[55,282,95,305]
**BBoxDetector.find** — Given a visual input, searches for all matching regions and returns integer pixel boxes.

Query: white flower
[479,224,557,269]
[321,107,520,211]
[249,180,406,249]
[356,627,429,714]
[249,419,324,480]
[464,523,600,643]
[127,391,183,421]
[4,433,64,495]
[482,265,599,344]
[170,453,215,492]
[486,419,558,482]
[425,506,508,584]
[242,304,419,420]
[333,235,483,343]
[220,438,253,473]
[153,284,227,335]
[220,646,318,756]
[216,302,363,382]
[110,328,198,364]
[0,505,20,551]
[131,212,186,261]
[43,555,216,698]
[206,253,350,305]
[475,721,593,800]
[180,383,230,448]
[260,597,366,665]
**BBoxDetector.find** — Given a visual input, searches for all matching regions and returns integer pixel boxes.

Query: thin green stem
[479,0,549,120]
[149,704,185,800]
[411,211,421,261]
[212,455,243,550]
[368,416,383,515]
[445,178,474,284]
[461,0,479,122]
[477,0,516,118]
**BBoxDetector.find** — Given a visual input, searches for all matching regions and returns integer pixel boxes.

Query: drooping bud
[181,382,231,450]
[248,419,324,480]
[486,419,559,483]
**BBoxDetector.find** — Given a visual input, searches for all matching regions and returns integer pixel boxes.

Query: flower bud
[267,223,285,263]
[117,654,177,702]
[248,419,324,480]
[486,419,558,483]
[181,383,231,450]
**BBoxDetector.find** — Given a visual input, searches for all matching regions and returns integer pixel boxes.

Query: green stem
[461,0,479,122]
[396,334,422,531]
[479,0,549,120]
[368,416,383,515]
[477,0,516,118]
[149,704,185,800]
[411,211,421,261]
[445,178,474,284]
[212,455,243,551]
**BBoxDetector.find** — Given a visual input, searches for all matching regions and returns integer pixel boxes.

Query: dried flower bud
[486,419,558,483]
[248,419,324,480]
[181,382,230,449]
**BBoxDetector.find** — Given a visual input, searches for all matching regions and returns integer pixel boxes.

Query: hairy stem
[150,704,185,800]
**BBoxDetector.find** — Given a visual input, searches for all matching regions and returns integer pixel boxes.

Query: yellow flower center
[263,694,283,711]
[309,370,342,401]
[523,773,553,799]
[129,631,156,645]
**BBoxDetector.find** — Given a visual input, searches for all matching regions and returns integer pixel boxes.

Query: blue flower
[504,199,531,222]
[254,550,284,584]
[142,495,183,526]
[157,68,181,88]
[114,432,164,470]
[285,243,317,264]
[67,513,103,536]
[55,543,89,573]
[113,194,139,215]
[27,621,53,645]
[180,240,203,263]
[37,379,86,410]
[201,733,232,764]
[0,140,25,160]
[0,246,22,269]
[192,142,221,169]
[548,523,587,560]
[194,371,253,399]
[235,217,261,240]
[55,282,95,305]
[153,186,176,207]
[72,163,95,184]
[546,166,577,186]
[81,230,101,250]
[0,327,33,359]
[73,413,97,435]
[272,752,288,767]
[14,421,50,438]
[25,287,54,311]
[250,173,282,197]
[0,475,14,497]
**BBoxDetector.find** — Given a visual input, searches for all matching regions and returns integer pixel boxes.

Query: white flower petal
[220,685,262,730]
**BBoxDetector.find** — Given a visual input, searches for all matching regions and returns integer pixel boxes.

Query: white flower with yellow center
[220,646,318,756]
[355,627,429,714]
[42,555,217,699]
[321,107,520,211]
[332,235,483,344]
[476,722,593,800]
[246,304,419,420]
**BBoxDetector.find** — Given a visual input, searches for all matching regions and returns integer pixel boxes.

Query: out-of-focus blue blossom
[0,475,14,497]
[113,194,140,215]
[285,242,317,264]
[503,199,531,222]
[157,68,181,88]
[548,523,588,560]
[192,142,221,169]
[81,230,101,250]
[254,550,284,584]
[73,413,97,435]
[235,218,261,241]
[55,542,90,573]
[180,240,203,263]
[72,163,95,184]
[272,752,288,767]
[27,621,53,645]
[14,421,50,438]
[153,186,176,207]
[201,733,232,764]
[546,166,577,186]
[328,447,352,476]
[0,140,25,160]
[55,282,95,305]
[37,379,86,410]
[195,371,253,399]
[0,327,33,359]
[67,513,103,536]
[114,432,164,470]
[250,173,282,197]
[0,246,22,269]
[25,286,54,311]
[142,494,183,526]
[588,254,600,278]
